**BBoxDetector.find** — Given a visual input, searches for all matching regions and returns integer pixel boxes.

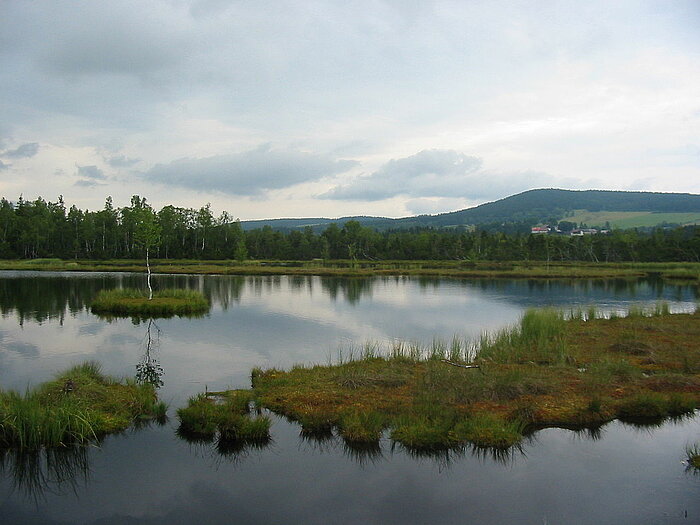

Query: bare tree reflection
[135,319,164,388]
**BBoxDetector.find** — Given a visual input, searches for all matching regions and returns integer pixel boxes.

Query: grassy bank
[0,362,166,450]
[91,288,209,317]
[1,258,700,280]
[236,307,700,451]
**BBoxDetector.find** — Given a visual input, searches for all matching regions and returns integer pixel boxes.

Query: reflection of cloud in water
[78,323,105,336]
[106,333,141,346]
[4,341,40,357]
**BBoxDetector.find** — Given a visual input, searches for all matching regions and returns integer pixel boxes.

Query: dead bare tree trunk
[146,246,153,300]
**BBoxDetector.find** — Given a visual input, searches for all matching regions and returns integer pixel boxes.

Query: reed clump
[477,309,570,365]
[0,362,164,450]
[91,288,209,317]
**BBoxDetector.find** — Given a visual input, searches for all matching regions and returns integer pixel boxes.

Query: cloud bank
[321,149,568,202]
[145,145,359,196]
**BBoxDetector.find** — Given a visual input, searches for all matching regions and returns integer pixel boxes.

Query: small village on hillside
[531,225,610,236]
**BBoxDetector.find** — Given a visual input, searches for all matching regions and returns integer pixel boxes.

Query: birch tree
[132,198,161,300]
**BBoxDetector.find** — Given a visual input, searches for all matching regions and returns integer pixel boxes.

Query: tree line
[1,195,700,263]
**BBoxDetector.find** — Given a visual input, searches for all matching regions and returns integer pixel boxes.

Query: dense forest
[1,195,700,263]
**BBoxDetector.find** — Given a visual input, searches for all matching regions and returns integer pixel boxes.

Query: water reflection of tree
[0,446,91,502]
[321,277,374,304]
[135,319,164,388]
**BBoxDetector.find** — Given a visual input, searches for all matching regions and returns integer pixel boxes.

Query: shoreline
[0,258,699,281]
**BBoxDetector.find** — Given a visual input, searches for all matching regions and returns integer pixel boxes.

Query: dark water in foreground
[0,272,698,524]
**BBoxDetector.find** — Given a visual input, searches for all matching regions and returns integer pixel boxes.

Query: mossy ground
[91,288,209,317]
[244,309,700,451]
[0,362,165,449]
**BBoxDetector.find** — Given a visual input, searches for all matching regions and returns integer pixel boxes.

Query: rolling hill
[241,189,700,232]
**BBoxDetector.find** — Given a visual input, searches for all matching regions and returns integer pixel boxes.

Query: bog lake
[0,271,699,524]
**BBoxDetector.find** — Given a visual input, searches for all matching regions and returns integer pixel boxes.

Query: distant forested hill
[242,189,700,231]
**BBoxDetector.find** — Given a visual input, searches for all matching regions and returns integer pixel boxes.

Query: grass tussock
[0,362,163,450]
[243,308,700,450]
[176,390,270,444]
[686,443,700,471]
[91,288,209,317]
[477,309,570,365]
[451,414,526,449]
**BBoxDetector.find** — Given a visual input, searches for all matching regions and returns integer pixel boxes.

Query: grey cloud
[76,165,106,180]
[0,160,9,170]
[321,149,483,201]
[75,180,106,188]
[37,6,185,79]
[2,142,39,159]
[320,149,572,202]
[5,341,40,357]
[145,145,359,196]
[106,155,140,167]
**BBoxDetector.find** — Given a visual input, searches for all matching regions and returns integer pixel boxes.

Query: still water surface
[0,272,698,524]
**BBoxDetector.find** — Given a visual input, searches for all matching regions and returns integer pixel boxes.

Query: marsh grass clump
[686,443,700,471]
[91,288,209,317]
[477,309,570,365]
[585,359,643,388]
[586,306,598,321]
[665,393,697,416]
[0,362,162,450]
[339,411,384,443]
[451,414,526,449]
[176,390,270,443]
[390,415,455,450]
[332,361,413,390]
[616,393,665,421]
[654,301,671,316]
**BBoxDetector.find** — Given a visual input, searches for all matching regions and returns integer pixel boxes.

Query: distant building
[571,228,598,236]
[531,226,549,234]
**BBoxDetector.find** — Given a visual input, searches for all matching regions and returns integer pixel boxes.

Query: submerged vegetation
[0,362,165,450]
[228,306,700,451]
[90,288,209,317]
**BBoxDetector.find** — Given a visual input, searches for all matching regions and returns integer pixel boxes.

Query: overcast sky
[1,1,699,219]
